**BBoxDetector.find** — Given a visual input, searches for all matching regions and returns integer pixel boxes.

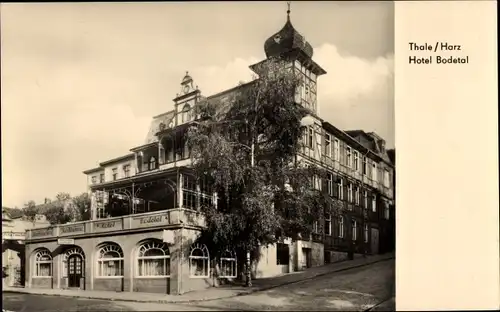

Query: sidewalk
[2,252,394,304]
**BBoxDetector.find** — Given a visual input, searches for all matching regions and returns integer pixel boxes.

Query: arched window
[149,156,157,170]
[219,250,237,278]
[137,240,170,277]
[96,243,124,277]
[34,249,52,277]
[189,244,209,278]
[181,104,191,123]
[338,216,344,238]
[62,247,85,278]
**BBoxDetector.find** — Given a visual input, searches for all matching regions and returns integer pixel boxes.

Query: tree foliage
[22,200,38,224]
[186,57,331,257]
[72,192,92,222]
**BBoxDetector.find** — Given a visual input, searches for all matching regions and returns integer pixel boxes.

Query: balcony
[25,208,205,241]
[2,231,26,241]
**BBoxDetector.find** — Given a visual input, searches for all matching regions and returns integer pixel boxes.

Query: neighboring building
[2,207,50,287]
[23,9,395,295]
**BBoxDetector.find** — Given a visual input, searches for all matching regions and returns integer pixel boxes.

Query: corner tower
[250,3,327,114]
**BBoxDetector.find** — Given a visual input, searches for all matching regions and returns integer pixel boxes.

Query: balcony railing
[2,231,26,240]
[25,208,205,241]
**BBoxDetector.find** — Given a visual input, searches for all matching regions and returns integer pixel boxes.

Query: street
[2,259,394,312]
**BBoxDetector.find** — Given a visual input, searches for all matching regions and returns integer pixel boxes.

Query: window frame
[354,186,360,205]
[96,243,124,278]
[346,146,352,168]
[136,240,170,278]
[372,195,377,212]
[308,127,314,150]
[34,249,52,278]
[333,139,340,161]
[352,219,357,241]
[219,250,237,279]
[364,224,369,243]
[123,164,131,178]
[353,151,359,171]
[189,244,210,278]
[347,183,353,203]
[325,213,332,236]
[112,168,118,181]
[384,169,390,188]
[325,133,332,157]
[384,202,390,219]
[362,157,367,175]
[99,173,105,183]
[336,178,343,200]
[338,216,344,238]
[326,173,333,196]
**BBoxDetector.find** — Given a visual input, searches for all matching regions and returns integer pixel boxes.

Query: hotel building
[23,10,395,295]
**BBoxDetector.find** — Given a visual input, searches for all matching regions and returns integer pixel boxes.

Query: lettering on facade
[133,214,170,227]
[31,228,54,238]
[95,221,117,229]
[139,215,167,224]
[60,225,85,234]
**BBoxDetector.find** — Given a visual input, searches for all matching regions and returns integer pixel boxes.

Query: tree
[186,57,330,286]
[22,200,38,224]
[42,192,74,225]
[72,193,92,222]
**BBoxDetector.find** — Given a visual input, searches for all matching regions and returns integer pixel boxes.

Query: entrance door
[67,255,83,288]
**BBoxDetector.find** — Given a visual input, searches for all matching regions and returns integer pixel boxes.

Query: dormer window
[149,157,157,170]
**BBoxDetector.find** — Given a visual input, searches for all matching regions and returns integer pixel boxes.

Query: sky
[1,2,394,208]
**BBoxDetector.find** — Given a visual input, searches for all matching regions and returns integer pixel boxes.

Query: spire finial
[286,1,291,20]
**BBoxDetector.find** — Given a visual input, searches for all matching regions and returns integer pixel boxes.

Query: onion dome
[264,6,313,59]
[182,71,193,84]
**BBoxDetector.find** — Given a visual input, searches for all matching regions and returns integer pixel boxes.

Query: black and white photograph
[2,2,396,311]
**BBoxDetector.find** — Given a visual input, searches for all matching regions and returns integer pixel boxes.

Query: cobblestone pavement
[2,259,394,311]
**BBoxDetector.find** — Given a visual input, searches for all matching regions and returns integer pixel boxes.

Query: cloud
[1,42,393,208]
[192,43,395,146]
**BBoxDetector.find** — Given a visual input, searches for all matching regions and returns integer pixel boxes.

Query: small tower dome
[263,4,313,59]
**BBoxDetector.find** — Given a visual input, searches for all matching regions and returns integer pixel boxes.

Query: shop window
[137,240,170,277]
[96,243,124,277]
[34,249,52,277]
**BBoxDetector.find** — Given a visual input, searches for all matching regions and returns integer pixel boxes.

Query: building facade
[2,207,50,287]
[23,10,395,295]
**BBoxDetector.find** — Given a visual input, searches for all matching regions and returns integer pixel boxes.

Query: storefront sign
[57,238,75,245]
[59,224,85,235]
[31,228,54,238]
[132,213,170,228]
[93,220,122,232]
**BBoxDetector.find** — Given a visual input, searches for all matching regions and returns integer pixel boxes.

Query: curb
[3,256,394,304]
